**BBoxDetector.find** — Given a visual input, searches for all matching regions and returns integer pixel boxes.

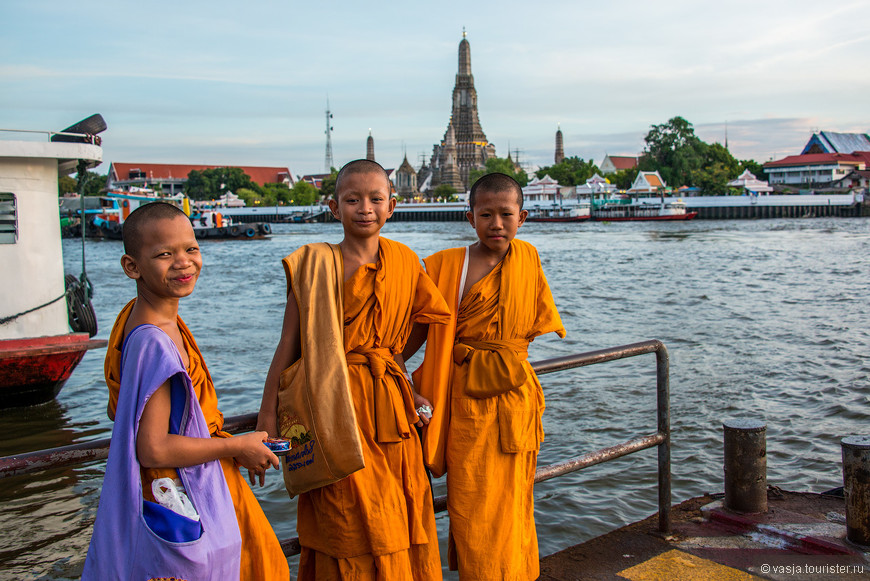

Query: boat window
[0,193,16,244]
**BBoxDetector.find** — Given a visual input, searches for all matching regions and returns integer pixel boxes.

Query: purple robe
[83,324,241,580]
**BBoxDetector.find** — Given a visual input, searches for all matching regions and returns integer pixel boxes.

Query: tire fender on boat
[229,226,241,236]
[245,227,256,238]
[259,223,272,235]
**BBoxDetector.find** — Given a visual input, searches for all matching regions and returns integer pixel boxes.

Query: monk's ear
[386,196,396,217]
[517,209,528,227]
[120,254,141,280]
[466,211,475,227]
[327,198,340,220]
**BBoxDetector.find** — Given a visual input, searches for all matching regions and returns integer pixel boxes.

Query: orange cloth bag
[277,242,365,496]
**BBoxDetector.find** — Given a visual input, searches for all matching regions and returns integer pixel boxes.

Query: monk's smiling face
[467,188,528,256]
[329,170,396,240]
[121,215,202,300]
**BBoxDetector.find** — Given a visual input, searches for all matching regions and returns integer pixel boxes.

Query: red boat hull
[0,334,107,408]
[526,216,591,222]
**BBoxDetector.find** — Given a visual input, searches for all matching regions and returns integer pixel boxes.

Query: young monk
[97,202,290,580]
[406,172,566,580]
[258,159,450,580]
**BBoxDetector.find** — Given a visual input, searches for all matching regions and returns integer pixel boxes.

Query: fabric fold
[452,338,529,399]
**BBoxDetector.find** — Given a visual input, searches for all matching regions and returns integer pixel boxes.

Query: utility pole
[324,98,334,173]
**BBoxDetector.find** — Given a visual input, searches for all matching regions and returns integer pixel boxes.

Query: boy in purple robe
[83,202,279,580]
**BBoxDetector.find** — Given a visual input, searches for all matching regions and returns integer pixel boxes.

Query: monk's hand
[413,393,434,427]
[235,431,279,487]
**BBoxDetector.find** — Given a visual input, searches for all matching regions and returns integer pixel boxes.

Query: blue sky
[3,0,869,178]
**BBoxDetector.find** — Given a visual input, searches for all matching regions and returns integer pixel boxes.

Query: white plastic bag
[151,477,200,521]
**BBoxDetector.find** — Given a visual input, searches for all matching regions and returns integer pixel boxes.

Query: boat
[0,115,108,407]
[189,209,272,239]
[526,202,591,223]
[592,197,698,221]
[87,190,273,240]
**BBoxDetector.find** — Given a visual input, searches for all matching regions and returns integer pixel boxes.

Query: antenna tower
[324,98,334,172]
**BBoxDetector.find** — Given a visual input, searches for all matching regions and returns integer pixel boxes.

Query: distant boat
[1,116,108,407]
[86,190,273,240]
[592,198,698,221]
[526,202,591,223]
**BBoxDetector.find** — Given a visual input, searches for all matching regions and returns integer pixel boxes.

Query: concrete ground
[540,490,870,580]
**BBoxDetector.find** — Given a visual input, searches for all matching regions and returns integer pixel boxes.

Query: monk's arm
[137,381,278,471]
[258,290,301,437]
[401,323,428,360]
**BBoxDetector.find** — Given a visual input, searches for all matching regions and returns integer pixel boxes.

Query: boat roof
[0,131,102,175]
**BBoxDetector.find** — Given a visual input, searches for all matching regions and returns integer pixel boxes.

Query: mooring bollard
[841,436,870,546]
[723,419,767,514]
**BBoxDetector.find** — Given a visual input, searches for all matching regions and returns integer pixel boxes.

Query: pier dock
[541,490,868,580]
[218,193,866,223]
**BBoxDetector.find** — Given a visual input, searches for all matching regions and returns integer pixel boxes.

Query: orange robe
[106,299,289,581]
[294,237,450,581]
[414,239,565,581]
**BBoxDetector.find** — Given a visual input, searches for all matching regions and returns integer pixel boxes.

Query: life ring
[245,227,257,238]
[229,226,241,236]
[259,223,272,235]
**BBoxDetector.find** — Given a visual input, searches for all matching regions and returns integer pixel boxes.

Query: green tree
[184,167,261,200]
[235,187,261,206]
[536,156,600,186]
[609,168,638,190]
[58,176,76,195]
[184,170,214,200]
[263,182,292,205]
[319,168,339,199]
[641,116,705,187]
[433,183,457,201]
[290,180,318,206]
[468,157,529,187]
[75,170,107,196]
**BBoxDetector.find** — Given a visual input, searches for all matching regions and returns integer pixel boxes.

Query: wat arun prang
[426,31,496,193]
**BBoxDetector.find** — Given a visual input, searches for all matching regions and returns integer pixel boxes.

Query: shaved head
[334,159,391,199]
[469,173,524,210]
[122,202,189,256]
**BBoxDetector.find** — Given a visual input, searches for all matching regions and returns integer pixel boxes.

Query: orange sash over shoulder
[414,239,566,476]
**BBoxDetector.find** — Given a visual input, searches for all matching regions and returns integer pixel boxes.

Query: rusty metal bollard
[723,419,767,513]
[842,436,870,546]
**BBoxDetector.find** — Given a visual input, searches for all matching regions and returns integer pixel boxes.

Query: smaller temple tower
[555,125,564,164]
[440,124,463,191]
[395,154,418,199]
[366,130,375,161]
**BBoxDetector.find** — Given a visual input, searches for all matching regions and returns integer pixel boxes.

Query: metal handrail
[0,339,671,553]
[0,128,92,141]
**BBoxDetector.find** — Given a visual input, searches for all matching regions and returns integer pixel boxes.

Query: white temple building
[727,170,773,195]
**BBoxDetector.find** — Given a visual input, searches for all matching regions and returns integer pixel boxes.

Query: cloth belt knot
[346,347,416,443]
[453,338,530,399]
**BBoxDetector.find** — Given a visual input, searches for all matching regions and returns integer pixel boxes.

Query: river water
[1,217,869,579]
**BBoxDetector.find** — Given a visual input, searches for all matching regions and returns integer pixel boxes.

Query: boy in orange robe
[258,159,450,580]
[407,173,566,580]
[104,202,290,581]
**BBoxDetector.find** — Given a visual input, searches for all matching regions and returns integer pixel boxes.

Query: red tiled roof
[110,162,292,185]
[607,156,638,170]
[763,152,869,168]
[645,174,663,187]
